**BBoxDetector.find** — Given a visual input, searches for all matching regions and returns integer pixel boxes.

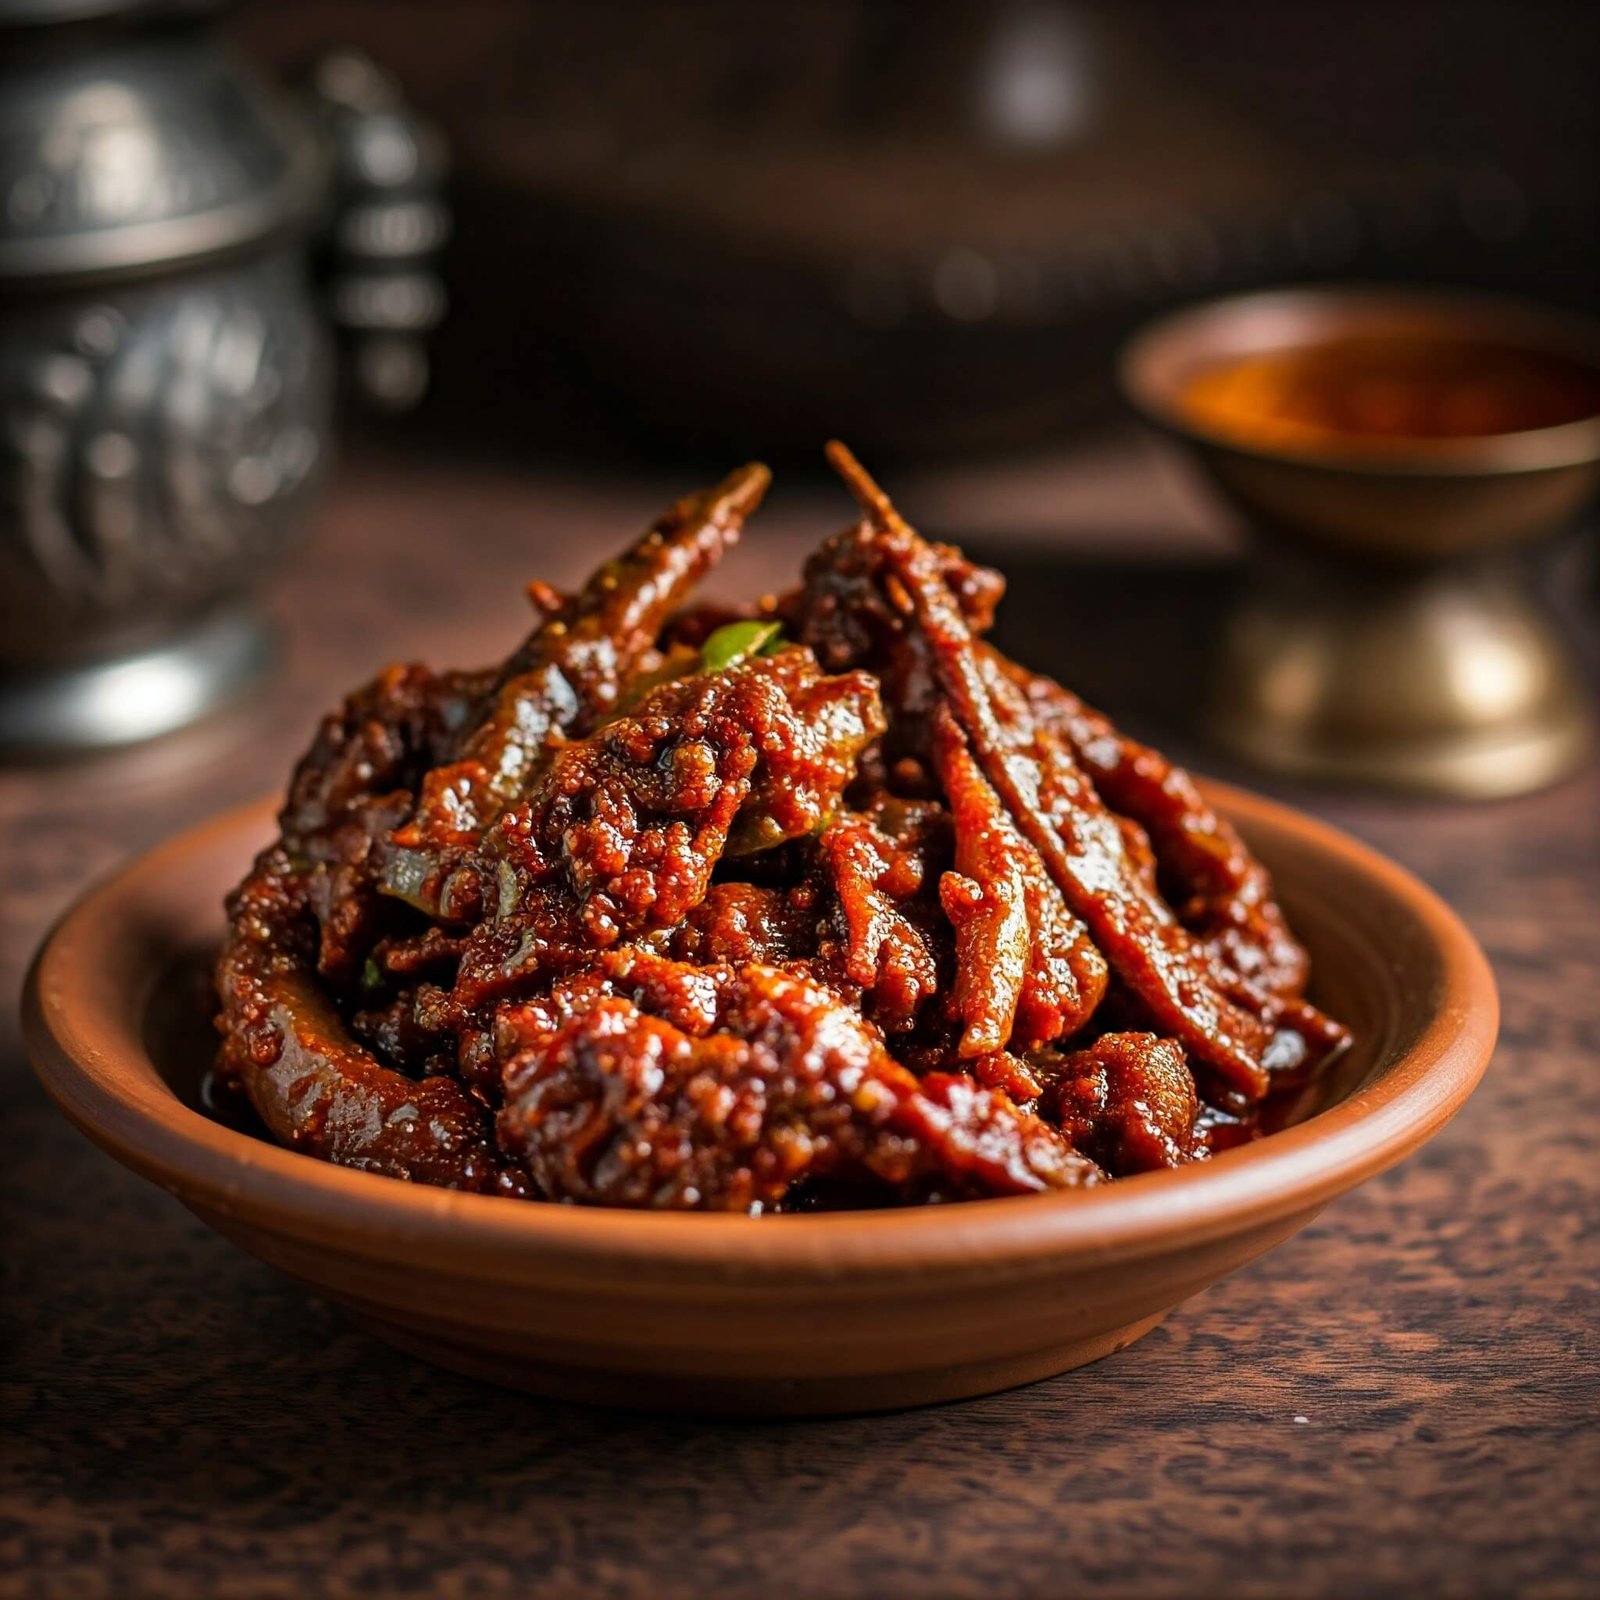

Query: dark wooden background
[3,432,1597,1598]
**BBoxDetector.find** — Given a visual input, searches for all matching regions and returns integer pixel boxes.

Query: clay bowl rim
[23,783,1497,1285]
[1118,283,1600,479]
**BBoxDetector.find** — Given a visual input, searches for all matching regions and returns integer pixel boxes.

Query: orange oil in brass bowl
[1179,334,1600,458]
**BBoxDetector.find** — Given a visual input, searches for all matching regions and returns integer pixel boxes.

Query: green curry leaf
[701,620,784,674]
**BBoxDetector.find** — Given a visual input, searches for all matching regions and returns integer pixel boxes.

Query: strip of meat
[814,812,940,1034]
[825,440,1274,1105]
[1005,658,1349,1079]
[930,705,1030,1056]
[1004,657,1310,999]
[893,1070,1096,1195]
[495,954,1100,1209]
[470,462,772,798]
[1013,841,1109,1052]
[494,464,769,706]
[930,703,1108,1055]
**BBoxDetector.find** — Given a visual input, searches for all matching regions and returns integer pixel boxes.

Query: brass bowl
[1120,286,1600,796]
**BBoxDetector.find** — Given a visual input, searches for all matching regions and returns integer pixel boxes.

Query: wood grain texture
[3,442,1597,1599]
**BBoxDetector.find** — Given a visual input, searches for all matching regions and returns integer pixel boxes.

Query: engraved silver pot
[0,0,446,750]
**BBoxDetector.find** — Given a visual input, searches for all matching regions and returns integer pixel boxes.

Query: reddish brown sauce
[212,445,1348,1212]
[1181,335,1600,452]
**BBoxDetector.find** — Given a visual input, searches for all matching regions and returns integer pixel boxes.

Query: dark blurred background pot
[233,0,1596,466]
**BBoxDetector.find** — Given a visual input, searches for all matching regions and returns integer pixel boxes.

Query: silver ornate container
[0,0,445,750]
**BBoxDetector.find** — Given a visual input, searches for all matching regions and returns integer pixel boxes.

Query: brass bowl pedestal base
[1206,551,1592,797]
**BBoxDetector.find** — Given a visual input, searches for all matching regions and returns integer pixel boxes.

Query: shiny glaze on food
[214,446,1348,1210]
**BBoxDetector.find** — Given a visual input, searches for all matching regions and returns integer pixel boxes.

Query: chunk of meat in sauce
[794,519,1002,756]
[280,664,487,983]
[672,882,821,966]
[442,649,881,1016]
[1041,1032,1199,1174]
[495,954,1101,1209]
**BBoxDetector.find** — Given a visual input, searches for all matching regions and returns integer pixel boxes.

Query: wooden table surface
[3,439,1597,1599]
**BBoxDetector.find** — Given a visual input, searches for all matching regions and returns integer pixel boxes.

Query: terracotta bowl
[23,785,1496,1416]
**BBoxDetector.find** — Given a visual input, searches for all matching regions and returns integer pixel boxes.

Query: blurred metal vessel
[0,0,447,751]
[1122,287,1600,797]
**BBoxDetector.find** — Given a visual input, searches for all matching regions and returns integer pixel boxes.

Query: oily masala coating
[215,447,1348,1210]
